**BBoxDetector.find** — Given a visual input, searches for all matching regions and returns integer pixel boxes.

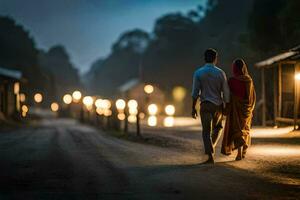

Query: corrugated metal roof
[255,45,300,68]
[0,67,22,80]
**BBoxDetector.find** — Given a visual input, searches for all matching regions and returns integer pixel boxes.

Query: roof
[0,67,22,80]
[255,45,300,68]
[118,78,140,92]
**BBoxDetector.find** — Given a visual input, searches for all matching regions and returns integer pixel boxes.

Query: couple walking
[191,48,256,164]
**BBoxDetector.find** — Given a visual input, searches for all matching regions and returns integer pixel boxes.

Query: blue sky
[0,0,205,73]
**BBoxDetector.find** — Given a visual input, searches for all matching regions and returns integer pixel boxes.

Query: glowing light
[34,93,43,103]
[21,112,27,117]
[96,108,104,115]
[164,116,174,127]
[129,107,138,115]
[116,99,126,110]
[148,116,157,127]
[21,105,29,113]
[148,104,158,115]
[103,99,112,109]
[104,109,112,117]
[144,84,154,94]
[295,73,300,80]
[63,94,72,105]
[251,127,294,138]
[173,86,186,102]
[72,91,82,102]
[118,113,126,120]
[95,99,103,108]
[250,145,300,157]
[139,112,145,119]
[128,99,138,109]
[83,96,94,107]
[51,102,59,112]
[128,115,137,123]
[20,93,26,102]
[165,105,175,116]
[14,82,20,94]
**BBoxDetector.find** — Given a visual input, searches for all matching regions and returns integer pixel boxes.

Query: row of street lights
[21,85,177,135]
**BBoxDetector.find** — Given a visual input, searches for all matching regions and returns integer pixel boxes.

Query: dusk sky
[0,0,205,73]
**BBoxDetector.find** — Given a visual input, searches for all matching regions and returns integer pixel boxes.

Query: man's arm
[191,72,200,119]
[192,97,198,119]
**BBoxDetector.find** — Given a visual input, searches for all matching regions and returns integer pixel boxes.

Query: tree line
[0,16,81,105]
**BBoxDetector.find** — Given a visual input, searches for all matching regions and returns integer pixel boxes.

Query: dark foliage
[0,16,48,99]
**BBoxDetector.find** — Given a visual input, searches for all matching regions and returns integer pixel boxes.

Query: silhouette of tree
[0,16,48,100]
[38,45,81,100]
[248,0,300,52]
[86,29,150,96]
[112,29,150,54]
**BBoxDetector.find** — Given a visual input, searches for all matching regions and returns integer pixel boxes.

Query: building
[255,45,300,128]
[0,67,22,120]
[118,78,165,114]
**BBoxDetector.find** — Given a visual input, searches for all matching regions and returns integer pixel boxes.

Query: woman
[221,59,256,160]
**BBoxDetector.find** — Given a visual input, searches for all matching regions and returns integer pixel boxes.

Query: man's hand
[192,108,198,119]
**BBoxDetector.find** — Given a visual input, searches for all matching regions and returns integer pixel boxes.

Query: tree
[279,0,300,48]
[38,45,81,100]
[112,29,150,54]
[85,29,150,96]
[0,16,48,100]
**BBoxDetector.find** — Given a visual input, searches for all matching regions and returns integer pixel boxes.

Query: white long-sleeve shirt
[192,63,230,105]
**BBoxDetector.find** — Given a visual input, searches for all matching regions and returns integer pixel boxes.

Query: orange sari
[221,75,256,155]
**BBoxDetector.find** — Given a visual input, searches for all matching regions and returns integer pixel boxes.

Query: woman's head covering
[232,59,249,77]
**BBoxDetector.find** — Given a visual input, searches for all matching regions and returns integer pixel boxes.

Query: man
[191,48,230,164]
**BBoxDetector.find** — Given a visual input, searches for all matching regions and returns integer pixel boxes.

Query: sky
[0,0,205,73]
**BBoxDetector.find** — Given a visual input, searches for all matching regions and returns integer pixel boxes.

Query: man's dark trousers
[200,101,223,155]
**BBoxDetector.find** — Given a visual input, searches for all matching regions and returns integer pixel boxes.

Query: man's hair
[204,48,217,63]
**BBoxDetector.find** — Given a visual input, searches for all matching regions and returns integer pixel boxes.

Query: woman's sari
[221,62,256,155]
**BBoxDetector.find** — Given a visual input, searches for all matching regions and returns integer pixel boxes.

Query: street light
[116,99,126,111]
[103,99,112,110]
[20,93,26,103]
[104,109,112,117]
[82,96,94,108]
[34,93,43,103]
[165,105,175,116]
[148,116,157,126]
[148,104,158,115]
[118,113,126,120]
[72,90,82,102]
[51,102,59,112]
[21,105,29,118]
[144,84,154,94]
[164,116,174,127]
[63,94,72,105]
[128,115,137,123]
[128,99,138,109]
[22,105,29,113]
[95,99,103,108]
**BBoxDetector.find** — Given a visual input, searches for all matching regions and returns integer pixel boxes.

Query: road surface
[0,118,299,199]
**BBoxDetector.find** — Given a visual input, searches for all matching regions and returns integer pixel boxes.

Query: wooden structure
[0,67,22,119]
[255,45,300,128]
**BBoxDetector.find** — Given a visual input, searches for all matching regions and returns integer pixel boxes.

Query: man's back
[192,63,230,106]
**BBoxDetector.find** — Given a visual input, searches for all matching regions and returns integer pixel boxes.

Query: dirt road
[0,119,299,199]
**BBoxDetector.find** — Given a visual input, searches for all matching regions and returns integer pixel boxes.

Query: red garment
[228,78,246,100]
[229,62,247,99]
